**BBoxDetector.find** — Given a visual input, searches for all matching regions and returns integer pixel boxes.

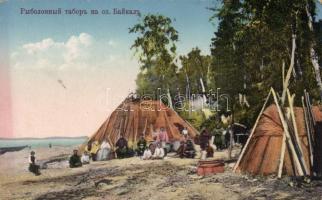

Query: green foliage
[130,14,179,96]
[210,0,322,128]
[129,1,322,132]
[178,48,213,95]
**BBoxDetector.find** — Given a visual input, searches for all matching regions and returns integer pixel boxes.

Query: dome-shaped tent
[84,98,199,149]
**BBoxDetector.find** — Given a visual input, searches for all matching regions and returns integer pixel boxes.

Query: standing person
[97,139,111,161]
[213,125,224,150]
[182,127,188,136]
[90,141,100,161]
[69,149,82,168]
[136,135,147,156]
[28,151,40,176]
[199,129,211,159]
[158,127,169,148]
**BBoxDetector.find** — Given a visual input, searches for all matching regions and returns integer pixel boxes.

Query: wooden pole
[233,89,272,172]
[302,96,314,169]
[287,90,309,174]
[272,88,304,176]
[281,34,296,105]
[278,134,286,178]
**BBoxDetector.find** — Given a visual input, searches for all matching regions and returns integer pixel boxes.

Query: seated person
[142,145,153,160]
[136,135,147,156]
[28,151,41,176]
[90,141,100,161]
[115,136,133,159]
[69,149,82,168]
[178,139,196,159]
[81,151,90,164]
[152,143,165,159]
[184,139,196,158]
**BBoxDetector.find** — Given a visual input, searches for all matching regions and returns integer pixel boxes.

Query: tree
[178,48,213,98]
[210,0,322,127]
[129,14,179,98]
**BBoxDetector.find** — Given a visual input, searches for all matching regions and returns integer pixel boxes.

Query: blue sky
[2,0,322,57]
[3,0,217,56]
[1,0,322,138]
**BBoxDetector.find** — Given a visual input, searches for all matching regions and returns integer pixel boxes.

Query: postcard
[1,0,322,199]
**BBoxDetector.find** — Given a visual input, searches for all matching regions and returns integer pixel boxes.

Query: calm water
[0,137,87,148]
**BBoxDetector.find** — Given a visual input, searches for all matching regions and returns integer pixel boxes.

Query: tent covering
[235,104,322,176]
[85,99,199,149]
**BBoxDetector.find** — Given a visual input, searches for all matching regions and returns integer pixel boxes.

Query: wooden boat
[0,145,28,155]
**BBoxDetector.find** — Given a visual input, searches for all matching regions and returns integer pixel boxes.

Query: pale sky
[0,0,216,138]
[1,0,322,138]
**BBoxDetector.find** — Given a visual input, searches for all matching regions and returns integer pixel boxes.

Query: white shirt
[100,141,111,149]
[153,147,165,158]
[142,149,152,160]
[28,155,35,164]
[81,154,90,163]
[182,129,188,135]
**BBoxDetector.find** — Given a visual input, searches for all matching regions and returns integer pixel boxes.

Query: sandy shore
[0,147,322,200]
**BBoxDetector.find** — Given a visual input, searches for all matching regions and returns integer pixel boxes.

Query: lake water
[0,137,88,148]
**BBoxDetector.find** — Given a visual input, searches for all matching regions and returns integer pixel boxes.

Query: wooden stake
[272,88,304,176]
[233,89,272,172]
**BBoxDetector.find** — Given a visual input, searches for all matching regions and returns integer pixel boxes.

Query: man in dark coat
[116,136,133,159]
[199,129,211,151]
[136,135,147,156]
[199,129,213,158]
[69,149,82,168]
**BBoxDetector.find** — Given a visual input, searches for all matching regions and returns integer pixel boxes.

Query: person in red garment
[157,127,169,148]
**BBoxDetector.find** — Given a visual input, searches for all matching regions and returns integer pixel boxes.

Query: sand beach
[0,146,321,200]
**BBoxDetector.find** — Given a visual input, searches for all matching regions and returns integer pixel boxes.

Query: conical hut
[234,90,322,176]
[85,98,199,149]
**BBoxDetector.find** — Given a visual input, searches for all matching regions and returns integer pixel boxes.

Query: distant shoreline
[0,136,88,140]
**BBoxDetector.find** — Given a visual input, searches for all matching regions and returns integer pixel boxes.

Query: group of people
[84,139,111,162]
[28,127,199,176]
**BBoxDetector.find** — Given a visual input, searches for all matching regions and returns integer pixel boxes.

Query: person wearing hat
[69,149,82,168]
[28,151,40,175]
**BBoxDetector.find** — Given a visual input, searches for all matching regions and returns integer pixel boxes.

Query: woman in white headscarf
[97,139,111,161]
